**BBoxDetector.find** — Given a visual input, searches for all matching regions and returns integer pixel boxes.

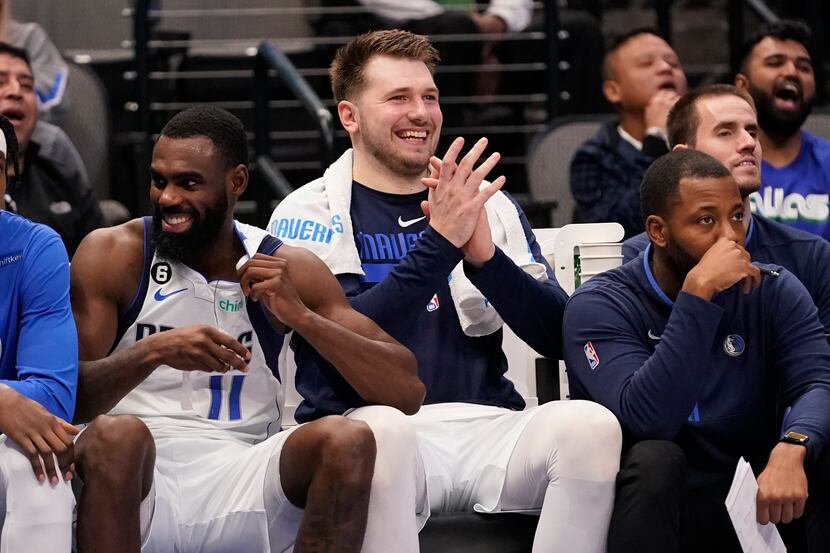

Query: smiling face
[658,175,746,275]
[342,55,442,177]
[689,94,762,196]
[739,37,815,138]
[149,135,241,262]
[603,33,687,111]
[0,53,36,152]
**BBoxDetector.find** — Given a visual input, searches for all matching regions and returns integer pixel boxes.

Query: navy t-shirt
[291,182,567,422]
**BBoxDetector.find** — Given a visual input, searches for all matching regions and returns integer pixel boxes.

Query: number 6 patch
[152,261,172,284]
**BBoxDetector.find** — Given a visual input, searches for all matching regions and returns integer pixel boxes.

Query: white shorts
[411,403,538,514]
[0,436,75,552]
[140,427,301,553]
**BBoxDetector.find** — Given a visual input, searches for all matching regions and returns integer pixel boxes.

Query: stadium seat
[535,223,625,402]
[50,60,130,226]
[526,115,614,227]
[50,61,111,202]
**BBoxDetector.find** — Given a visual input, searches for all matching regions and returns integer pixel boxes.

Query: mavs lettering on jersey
[750,188,830,224]
[357,230,423,283]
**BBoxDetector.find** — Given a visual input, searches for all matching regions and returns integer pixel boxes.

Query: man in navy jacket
[565,149,830,552]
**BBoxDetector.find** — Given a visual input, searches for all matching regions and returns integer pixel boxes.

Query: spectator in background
[0,0,68,113]
[735,20,830,242]
[347,0,531,111]
[336,1,604,115]
[0,112,79,552]
[0,42,102,256]
[571,29,686,238]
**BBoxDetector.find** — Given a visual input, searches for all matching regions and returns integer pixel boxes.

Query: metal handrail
[744,0,779,23]
[543,1,560,118]
[126,62,548,82]
[132,0,153,214]
[254,40,334,166]
[122,3,546,18]
[133,0,151,137]
[127,31,546,50]
[252,40,334,219]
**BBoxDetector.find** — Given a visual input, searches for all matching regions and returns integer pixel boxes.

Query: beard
[664,237,699,277]
[151,195,228,263]
[361,126,436,177]
[747,81,813,139]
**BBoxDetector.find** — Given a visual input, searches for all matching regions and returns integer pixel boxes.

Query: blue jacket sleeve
[4,232,77,421]
[463,202,568,358]
[766,270,830,466]
[342,226,463,328]
[564,289,723,440]
[803,237,830,335]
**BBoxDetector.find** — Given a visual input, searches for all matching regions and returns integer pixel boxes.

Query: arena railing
[127,1,557,213]
[253,40,334,222]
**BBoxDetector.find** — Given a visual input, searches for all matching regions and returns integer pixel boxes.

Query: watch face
[785,431,809,444]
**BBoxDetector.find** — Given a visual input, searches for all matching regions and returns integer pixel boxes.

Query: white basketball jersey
[108,219,287,442]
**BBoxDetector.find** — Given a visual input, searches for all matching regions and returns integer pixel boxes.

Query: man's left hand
[421,157,496,267]
[756,442,809,524]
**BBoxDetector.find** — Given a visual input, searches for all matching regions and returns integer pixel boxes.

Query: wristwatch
[781,431,810,446]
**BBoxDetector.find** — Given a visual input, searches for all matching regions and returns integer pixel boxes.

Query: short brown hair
[329,30,440,103]
[667,84,756,147]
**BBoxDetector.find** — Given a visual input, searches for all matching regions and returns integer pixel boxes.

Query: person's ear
[734,73,749,91]
[338,100,359,135]
[672,144,689,152]
[229,164,248,198]
[646,214,669,248]
[603,79,622,105]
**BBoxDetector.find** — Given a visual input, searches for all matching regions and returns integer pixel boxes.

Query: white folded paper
[725,457,787,553]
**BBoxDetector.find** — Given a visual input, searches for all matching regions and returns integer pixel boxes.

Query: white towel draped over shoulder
[268,149,547,336]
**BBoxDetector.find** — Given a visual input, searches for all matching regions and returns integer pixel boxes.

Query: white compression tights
[346,406,427,553]
[499,400,622,553]
[0,437,75,553]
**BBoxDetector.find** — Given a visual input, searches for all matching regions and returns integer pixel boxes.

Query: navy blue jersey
[623,215,830,332]
[291,183,567,422]
[0,211,77,420]
[564,245,830,486]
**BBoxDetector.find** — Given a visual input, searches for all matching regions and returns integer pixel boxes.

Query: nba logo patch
[426,294,440,312]
[583,341,600,370]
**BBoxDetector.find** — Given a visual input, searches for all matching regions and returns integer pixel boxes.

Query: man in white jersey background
[68,105,428,553]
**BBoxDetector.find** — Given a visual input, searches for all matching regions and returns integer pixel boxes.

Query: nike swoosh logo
[154,288,187,301]
[398,215,426,228]
[647,329,661,340]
